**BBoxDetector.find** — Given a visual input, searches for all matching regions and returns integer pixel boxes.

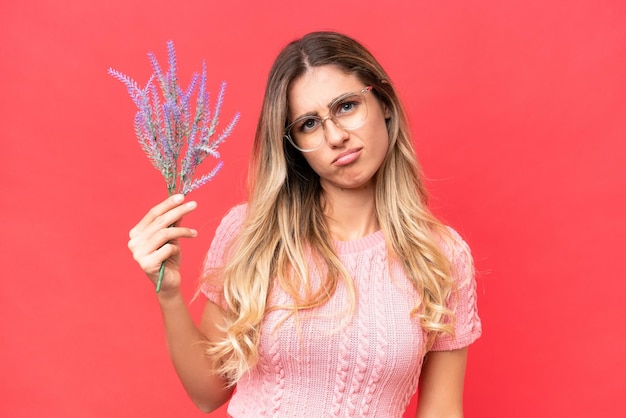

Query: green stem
[156,187,176,294]
[155,223,175,293]
[156,261,166,293]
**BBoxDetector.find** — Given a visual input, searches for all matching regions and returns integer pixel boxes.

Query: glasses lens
[287,118,324,152]
[286,89,369,152]
[330,92,368,131]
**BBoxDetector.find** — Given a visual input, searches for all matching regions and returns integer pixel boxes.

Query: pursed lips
[332,147,363,165]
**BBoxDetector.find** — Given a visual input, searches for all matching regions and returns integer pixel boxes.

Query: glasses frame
[284,86,373,153]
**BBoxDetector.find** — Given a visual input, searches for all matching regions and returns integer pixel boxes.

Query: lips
[332,148,363,166]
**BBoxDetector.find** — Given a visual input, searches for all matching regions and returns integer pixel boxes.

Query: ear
[383,103,391,119]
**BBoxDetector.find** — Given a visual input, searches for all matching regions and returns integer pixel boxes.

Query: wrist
[156,285,184,305]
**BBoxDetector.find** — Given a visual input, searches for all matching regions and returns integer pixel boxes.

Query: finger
[139,201,197,242]
[129,194,185,239]
[130,195,197,239]
[134,243,181,275]
[129,225,197,256]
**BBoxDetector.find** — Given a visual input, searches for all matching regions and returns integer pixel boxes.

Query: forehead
[288,65,364,118]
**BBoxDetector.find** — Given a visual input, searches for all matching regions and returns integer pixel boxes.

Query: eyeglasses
[284,86,373,152]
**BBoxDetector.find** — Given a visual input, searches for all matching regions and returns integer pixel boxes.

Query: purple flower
[108,41,239,196]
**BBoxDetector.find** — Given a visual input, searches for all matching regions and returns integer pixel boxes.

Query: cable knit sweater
[202,204,481,417]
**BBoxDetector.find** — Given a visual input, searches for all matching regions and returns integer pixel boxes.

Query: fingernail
[173,194,184,203]
[186,201,197,208]
[190,229,198,236]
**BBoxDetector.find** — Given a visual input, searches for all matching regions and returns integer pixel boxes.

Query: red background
[2,0,625,417]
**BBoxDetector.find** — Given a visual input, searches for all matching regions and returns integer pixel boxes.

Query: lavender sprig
[109,41,239,292]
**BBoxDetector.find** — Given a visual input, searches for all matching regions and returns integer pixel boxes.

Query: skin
[290,66,469,417]
[416,348,468,418]
[128,64,469,416]
[128,195,234,412]
[287,66,391,240]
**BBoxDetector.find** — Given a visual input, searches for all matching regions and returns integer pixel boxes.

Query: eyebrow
[292,90,360,121]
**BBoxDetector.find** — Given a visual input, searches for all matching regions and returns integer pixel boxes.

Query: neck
[322,183,379,241]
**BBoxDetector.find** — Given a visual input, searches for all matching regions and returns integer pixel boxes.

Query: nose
[322,118,349,146]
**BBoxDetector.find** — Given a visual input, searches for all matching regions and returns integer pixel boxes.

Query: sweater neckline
[332,230,385,254]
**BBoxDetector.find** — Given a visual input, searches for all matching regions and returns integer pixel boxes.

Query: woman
[128,31,481,417]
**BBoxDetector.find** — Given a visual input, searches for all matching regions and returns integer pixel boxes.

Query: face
[287,65,391,193]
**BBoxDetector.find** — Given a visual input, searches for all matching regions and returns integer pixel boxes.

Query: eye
[334,95,362,116]
[340,102,356,112]
[295,117,321,133]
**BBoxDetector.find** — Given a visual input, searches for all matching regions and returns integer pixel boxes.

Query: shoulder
[436,226,474,287]
[435,226,471,259]
[216,202,249,232]
[210,202,249,243]
[204,203,249,268]
[430,226,482,350]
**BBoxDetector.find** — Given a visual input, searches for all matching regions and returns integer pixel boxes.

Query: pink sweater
[202,204,481,417]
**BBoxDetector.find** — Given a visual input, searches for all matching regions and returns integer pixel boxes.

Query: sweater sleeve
[199,203,248,309]
[430,228,482,351]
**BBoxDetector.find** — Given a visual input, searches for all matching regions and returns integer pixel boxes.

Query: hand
[128,194,198,294]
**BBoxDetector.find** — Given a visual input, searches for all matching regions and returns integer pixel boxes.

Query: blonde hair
[202,31,471,385]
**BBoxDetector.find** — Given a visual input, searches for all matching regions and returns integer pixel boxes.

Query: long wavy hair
[203,31,468,385]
